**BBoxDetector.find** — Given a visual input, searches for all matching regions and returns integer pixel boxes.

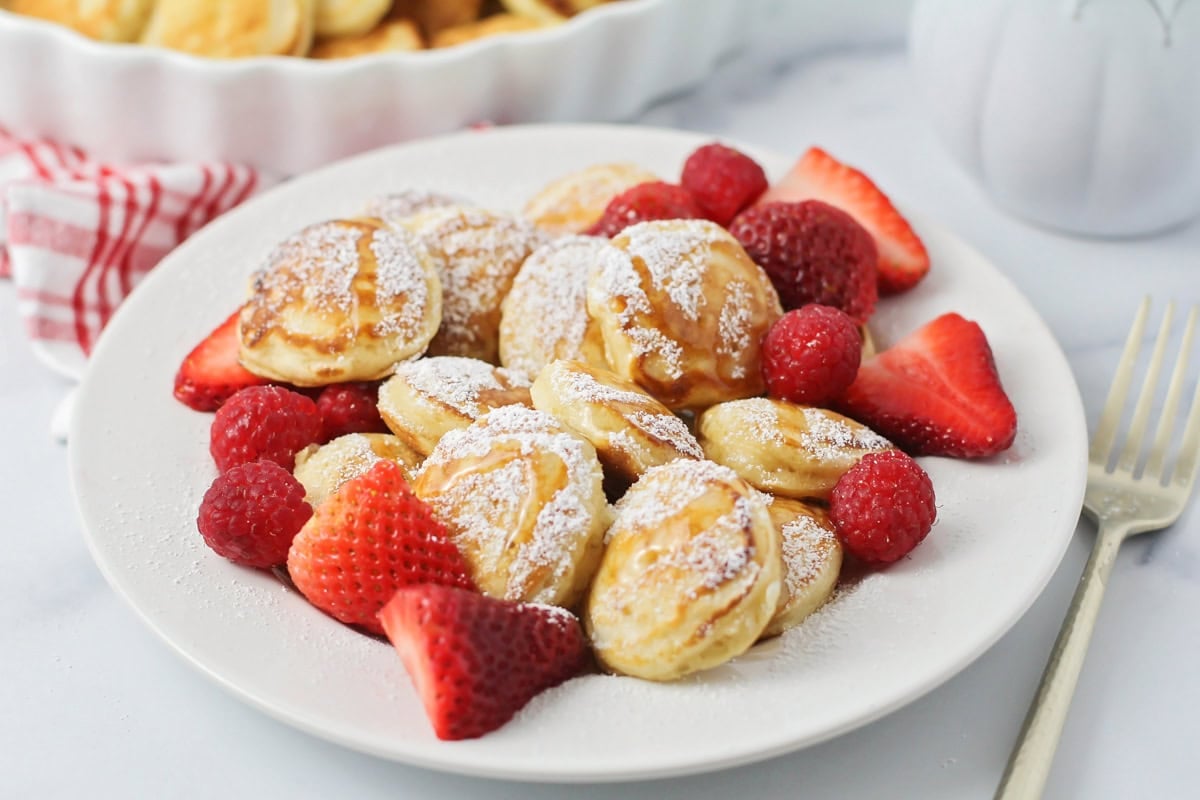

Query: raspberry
[210,385,322,472]
[586,181,704,238]
[316,382,388,442]
[729,200,878,325]
[680,143,769,226]
[196,461,313,568]
[829,450,936,565]
[762,305,862,406]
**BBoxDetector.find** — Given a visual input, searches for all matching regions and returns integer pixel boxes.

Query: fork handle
[994,520,1129,800]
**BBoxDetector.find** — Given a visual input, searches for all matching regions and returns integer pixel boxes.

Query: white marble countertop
[4,34,1199,800]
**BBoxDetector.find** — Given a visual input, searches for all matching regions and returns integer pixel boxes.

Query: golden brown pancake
[238,217,443,385]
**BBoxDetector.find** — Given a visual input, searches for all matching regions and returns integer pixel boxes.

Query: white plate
[69,124,1088,782]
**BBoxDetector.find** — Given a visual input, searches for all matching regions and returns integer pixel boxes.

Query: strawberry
[838,312,1017,458]
[379,584,588,740]
[760,147,930,295]
[729,200,878,324]
[286,460,474,635]
[174,309,269,411]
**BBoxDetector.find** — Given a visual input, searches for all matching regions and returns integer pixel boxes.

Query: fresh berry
[680,142,769,226]
[829,449,937,565]
[287,460,475,636]
[759,147,930,295]
[586,181,704,238]
[839,312,1017,458]
[379,584,587,740]
[196,461,313,568]
[316,382,388,442]
[762,305,862,406]
[210,385,322,472]
[729,200,878,324]
[173,310,270,412]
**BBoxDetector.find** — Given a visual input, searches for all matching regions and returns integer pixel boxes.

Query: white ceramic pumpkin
[910,0,1200,236]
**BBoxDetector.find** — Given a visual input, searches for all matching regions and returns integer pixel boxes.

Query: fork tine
[1145,306,1198,480]
[1091,297,1151,465]
[1116,303,1175,473]
[1169,349,1200,490]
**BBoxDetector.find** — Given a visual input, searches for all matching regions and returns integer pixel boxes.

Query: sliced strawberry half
[838,312,1016,458]
[287,460,475,636]
[379,584,588,740]
[760,147,930,295]
[173,309,269,412]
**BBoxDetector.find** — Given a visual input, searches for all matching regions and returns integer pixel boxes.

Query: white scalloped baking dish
[0,0,767,174]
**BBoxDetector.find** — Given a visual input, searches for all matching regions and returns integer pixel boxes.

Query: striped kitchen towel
[1,128,273,379]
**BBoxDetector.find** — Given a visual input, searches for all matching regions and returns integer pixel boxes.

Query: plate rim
[67,123,1089,783]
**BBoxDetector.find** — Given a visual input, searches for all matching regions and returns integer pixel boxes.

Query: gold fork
[996,297,1200,799]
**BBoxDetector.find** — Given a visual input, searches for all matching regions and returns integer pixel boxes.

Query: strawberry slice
[760,147,930,295]
[379,584,588,740]
[173,310,269,412]
[838,312,1016,458]
[286,460,475,636]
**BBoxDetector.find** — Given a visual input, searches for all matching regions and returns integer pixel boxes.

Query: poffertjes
[586,459,781,681]
[238,217,443,386]
[413,405,608,609]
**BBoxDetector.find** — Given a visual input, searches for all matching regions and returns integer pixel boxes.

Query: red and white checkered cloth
[1,128,274,379]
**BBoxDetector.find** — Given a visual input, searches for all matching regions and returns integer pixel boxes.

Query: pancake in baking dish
[238,217,442,385]
[697,398,892,501]
[388,0,481,39]
[377,356,532,457]
[413,405,608,608]
[498,235,612,380]
[8,0,155,42]
[310,16,422,58]
[312,0,390,38]
[141,0,316,57]
[586,219,783,411]
[401,205,544,363]
[586,459,781,681]
[431,12,547,47]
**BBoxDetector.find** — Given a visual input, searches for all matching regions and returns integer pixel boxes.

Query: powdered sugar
[250,220,433,342]
[661,496,758,597]
[392,356,529,417]
[501,236,611,377]
[364,190,461,227]
[779,514,837,598]
[620,220,727,322]
[418,406,600,601]
[368,226,432,338]
[799,406,891,459]
[549,366,703,459]
[737,397,785,445]
[408,207,543,353]
[611,460,743,538]
[717,281,754,379]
